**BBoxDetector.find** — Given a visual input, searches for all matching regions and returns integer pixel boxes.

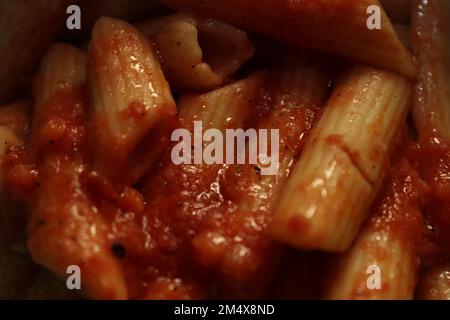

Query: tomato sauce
[361,131,450,296]
[113,71,324,299]
[3,66,323,299]
[5,67,449,300]
[410,135,450,273]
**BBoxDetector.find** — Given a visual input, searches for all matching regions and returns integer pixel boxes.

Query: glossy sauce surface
[4,71,450,300]
[5,73,323,299]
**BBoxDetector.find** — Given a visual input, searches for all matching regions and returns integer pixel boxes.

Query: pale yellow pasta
[88,17,176,180]
[0,125,21,154]
[412,0,450,140]
[33,45,86,113]
[137,13,254,91]
[179,72,265,128]
[162,0,417,78]
[0,100,31,139]
[0,108,28,202]
[126,71,266,186]
[28,43,128,300]
[324,227,417,299]
[0,0,448,302]
[323,158,423,300]
[31,42,86,146]
[271,66,412,252]
[0,126,22,199]
[233,55,329,213]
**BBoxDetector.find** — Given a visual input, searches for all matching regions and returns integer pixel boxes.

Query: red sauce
[364,131,450,292]
[6,88,88,200]
[7,65,449,300]
[4,67,325,299]
[365,139,427,252]
[409,136,450,266]
[114,73,324,299]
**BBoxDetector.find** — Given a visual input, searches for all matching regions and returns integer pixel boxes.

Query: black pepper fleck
[112,243,126,259]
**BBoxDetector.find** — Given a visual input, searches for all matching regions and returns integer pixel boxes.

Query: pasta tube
[177,71,266,133]
[137,14,254,90]
[324,223,419,299]
[162,0,417,78]
[140,73,267,299]
[0,100,28,209]
[27,43,128,299]
[271,65,413,252]
[179,54,329,297]
[88,17,176,181]
[121,69,261,184]
[412,0,450,141]
[0,100,31,139]
[223,53,330,213]
[324,159,424,299]
[0,126,22,195]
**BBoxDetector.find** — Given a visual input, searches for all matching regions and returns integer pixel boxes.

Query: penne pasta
[33,47,86,124]
[0,0,70,104]
[125,117,179,185]
[137,14,254,90]
[162,0,417,78]
[0,100,31,139]
[271,66,413,252]
[325,224,418,300]
[24,43,128,300]
[223,53,330,213]
[324,158,424,300]
[1,0,449,302]
[408,0,450,303]
[87,17,176,181]
[0,126,22,196]
[194,54,330,297]
[412,0,450,141]
[380,0,412,23]
[140,73,270,299]
[186,52,328,298]
[0,108,26,208]
[178,73,264,127]
[121,65,260,185]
